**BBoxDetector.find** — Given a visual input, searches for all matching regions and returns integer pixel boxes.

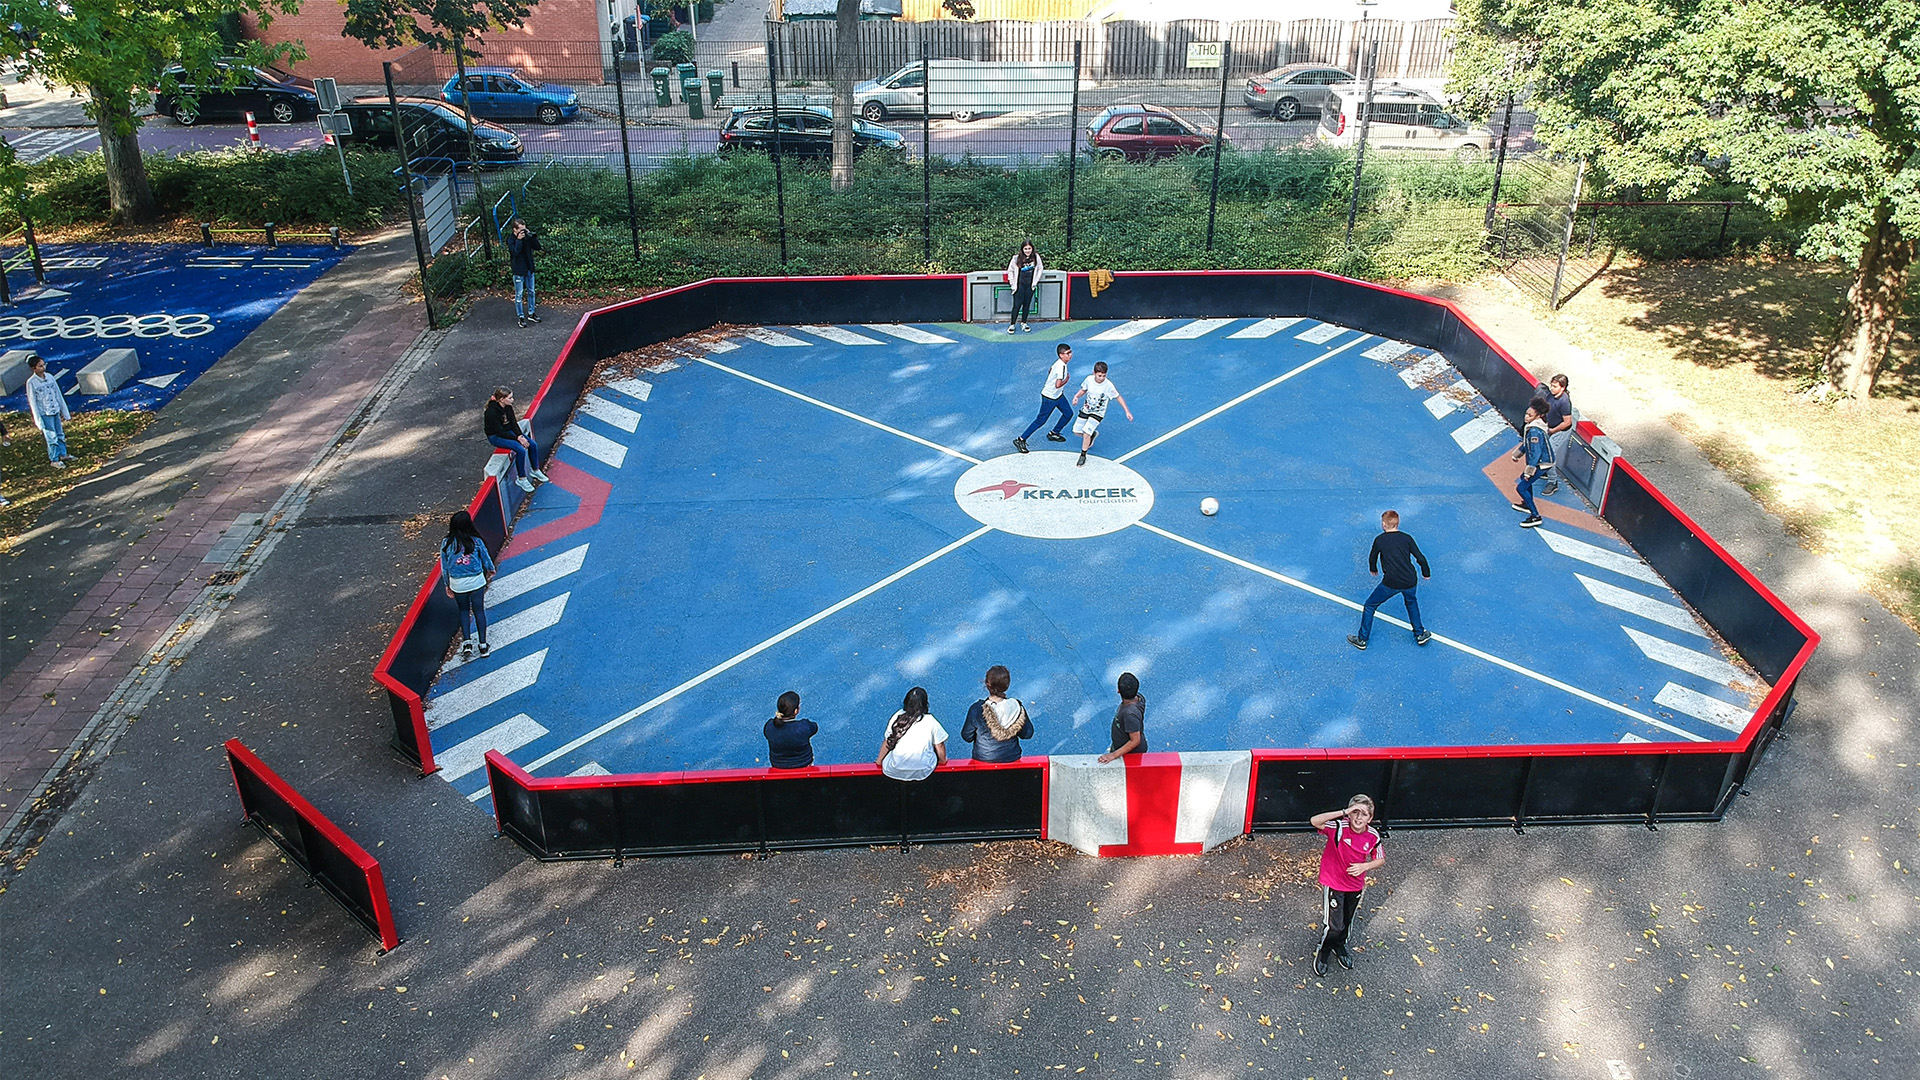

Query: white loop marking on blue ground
[692,355,983,465]
[487,544,589,606]
[1132,521,1708,742]
[865,323,957,344]
[1114,335,1371,465]
[519,525,997,774]
[1575,574,1708,637]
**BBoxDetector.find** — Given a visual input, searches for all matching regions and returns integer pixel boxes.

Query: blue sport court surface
[0,243,349,413]
[422,316,1771,802]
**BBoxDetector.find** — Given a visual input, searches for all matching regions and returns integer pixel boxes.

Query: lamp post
[1343,0,1378,246]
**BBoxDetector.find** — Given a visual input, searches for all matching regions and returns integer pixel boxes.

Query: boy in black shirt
[506,218,542,328]
[1347,509,1432,650]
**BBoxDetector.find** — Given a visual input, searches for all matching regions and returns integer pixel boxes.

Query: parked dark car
[440,67,580,125]
[1242,63,1354,120]
[1086,104,1225,161]
[155,62,319,126]
[717,105,908,159]
[336,98,523,167]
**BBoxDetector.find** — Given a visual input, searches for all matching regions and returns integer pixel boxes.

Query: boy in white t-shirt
[1069,361,1133,466]
[1013,343,1075,453]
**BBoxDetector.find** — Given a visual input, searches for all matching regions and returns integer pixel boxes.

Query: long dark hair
[882,686,930,756]
[444,510,479,556]
[1015,239,1037,267]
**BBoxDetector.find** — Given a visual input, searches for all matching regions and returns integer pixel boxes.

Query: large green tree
[0,1,302,225]
[341,0,532,51]
[829,0,973,192]
[1450,0,1919,402]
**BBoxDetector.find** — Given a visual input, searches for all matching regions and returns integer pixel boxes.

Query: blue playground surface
[422,316,1772,801]
[0,243,349,413]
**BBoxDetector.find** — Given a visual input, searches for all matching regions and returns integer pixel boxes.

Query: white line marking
[521,527,994,773]
[1537,528,1664,586]
[1623,627,1744,688]
[1133,522,1706,741]
[436,713,549,781]
[1398,355,1454,388]
[1576,574,1708,638]
[1423,383,1472,418]
[799,324,886,345]
[1295,322,1347,344]
[578,394,641,432]
[442,594,570,673]
[693,356,981,465]
[1089,319,1170,340]
[560,422,628,468]
[866,323,957,344]
[1115,335,1370,464]
[1227,317,1303,339]
[1362,340,1416,361]
[426,649,547,730]
[1158,318,1237,339]
[740,327,811,347]
[1451,411,1511,452]
[488,544,588,606]
[1619,733,1650,743]
[1654,682,1751,733]
[703,340,740,353]
[568,762,612,777]
[606,377,652,402]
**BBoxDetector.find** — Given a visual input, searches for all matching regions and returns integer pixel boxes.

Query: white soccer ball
[1200,497,1219,517]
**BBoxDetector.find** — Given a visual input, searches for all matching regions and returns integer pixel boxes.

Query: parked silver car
[1241,63,1354,121]
[854,59,979,123]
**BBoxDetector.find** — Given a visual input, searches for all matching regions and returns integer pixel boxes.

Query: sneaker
[50,460,66,470]
[478,642,491,657]
[1046,431,1067,442]
[1022,323,1031,333]
[1520,515,1543,528]
[1540,481,1560,496]
[516,476,536,493]
[1007,324,1017,334]
[0,496,9,508]
[1347,634,1368,651]
[526,311,542,324]
[1076,451,1087,466]
[461,639,474,659]
[1013,437,1029,454]
[1313,952,1330,978]
[1510,501,1530,512]
[530,468,551,483]
[1414,630,1432,646]
[517,317,527,328]
[1335,946,1354,971]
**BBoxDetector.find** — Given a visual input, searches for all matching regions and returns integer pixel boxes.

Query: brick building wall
[245,1,613,86]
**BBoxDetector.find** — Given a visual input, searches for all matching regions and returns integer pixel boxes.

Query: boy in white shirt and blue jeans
[1069,361,1132,467]
[1013,343,1075,453]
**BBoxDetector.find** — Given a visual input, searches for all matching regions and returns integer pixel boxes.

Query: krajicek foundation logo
[955,453,1154,539]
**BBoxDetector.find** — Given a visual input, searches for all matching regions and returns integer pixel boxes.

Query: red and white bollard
[245,111,261,151]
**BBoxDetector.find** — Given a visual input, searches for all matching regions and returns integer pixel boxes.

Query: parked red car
[1086,104,1226,161]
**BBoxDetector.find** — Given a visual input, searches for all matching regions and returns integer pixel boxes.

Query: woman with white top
[875,686,948,781]
[1004,239,1044,333]
[23,355,72,469]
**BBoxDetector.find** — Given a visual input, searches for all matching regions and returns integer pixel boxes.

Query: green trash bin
[706,70,725,106]
[649,67,672,108]
[676,63,702,119]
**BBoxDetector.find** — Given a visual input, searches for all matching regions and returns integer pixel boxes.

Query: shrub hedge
[3,146,406,230]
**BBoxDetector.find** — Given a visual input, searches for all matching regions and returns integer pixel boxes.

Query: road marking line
[426,649,547,730]
[442,594,570,673]
[1424,383,1472,418]
[1362,340,1416,361]
[693,355,981,465]
[488,544,588,606]
[1654,682,1751,733]
[1294,322,1347,344]
[1536,528,1664,586]
[1227,317,1303,338]
[1158,318,1237,339]
[560,422,628,468]
[704,340,740,353]
[606,377,652,402]
[568,762,612,777]
[437,713,549,781]
[740,327,810,347]
[1620,733,1650,743]
[1398,354,1453,387]
[1623,627,1745,688]
[799,324,886,345]
[579,393,642,432]
[522,526,995,773]
[1450,411,1510,452]
[1090,319,1169,340]
[865,323,956,344]
[1134,522,1706,741]
[1577,574,1708,638]
[1115,335,1370,464]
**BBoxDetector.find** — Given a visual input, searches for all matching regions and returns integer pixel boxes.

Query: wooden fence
[768,18,1455,82]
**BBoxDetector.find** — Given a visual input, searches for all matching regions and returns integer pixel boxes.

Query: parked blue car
[440,68,580,125]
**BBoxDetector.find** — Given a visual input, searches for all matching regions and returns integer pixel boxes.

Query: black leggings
[1010,282,1035,323]
[1319,887,1363,955]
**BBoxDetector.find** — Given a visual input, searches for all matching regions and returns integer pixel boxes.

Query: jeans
[1010,282,1035,324]
[1019,394,1074,440]
[489,434,542,478]
[453,587,489,643]
[39,414,67,462]
[1358,582,1424,641]
[1515,471,1539,516]
[1545,429,1571,484]
[513,272,536,318]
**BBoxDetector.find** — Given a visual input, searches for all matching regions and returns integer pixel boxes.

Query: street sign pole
[314,77,353,196]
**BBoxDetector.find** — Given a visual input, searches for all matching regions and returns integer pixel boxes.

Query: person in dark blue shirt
[1348,509,1432,650]
[764,690,818,769]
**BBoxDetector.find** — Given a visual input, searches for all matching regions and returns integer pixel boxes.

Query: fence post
[1205,40,1230,253]
[1717,201,1733,254]
[0,254,10,306]
[199,221,214,247]
[1485,93,1515,233]
[385,61,438,331]
[922,40,932,264]
[1548,158,1587,311]
[611,33,643,262]
[451,39,492,262]
[767,27,789,268]
[264,221,276,249]
[1065,40,1081,251]
[1343,36,1379,245]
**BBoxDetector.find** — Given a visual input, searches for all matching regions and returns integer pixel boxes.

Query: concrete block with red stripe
[1047,751,1251,857]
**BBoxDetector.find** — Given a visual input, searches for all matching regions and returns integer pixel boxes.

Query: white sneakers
[516,476,536,492]
[530,469,550,483]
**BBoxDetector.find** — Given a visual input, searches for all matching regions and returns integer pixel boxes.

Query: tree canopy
[341,0,532,51]
[1449,0,1920,401]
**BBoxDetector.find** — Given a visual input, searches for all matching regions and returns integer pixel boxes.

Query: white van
[1315,84,1494,160]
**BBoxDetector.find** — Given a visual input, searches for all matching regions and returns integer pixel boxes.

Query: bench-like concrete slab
[0,349,38,395]
[77,347,139,396]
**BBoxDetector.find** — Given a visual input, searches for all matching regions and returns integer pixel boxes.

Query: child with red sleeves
[1310,794,1384,977]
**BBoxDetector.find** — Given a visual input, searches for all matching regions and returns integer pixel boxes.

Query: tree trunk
[91,84,156,226]
[1820,199,1913,403]
[831,0,860,191]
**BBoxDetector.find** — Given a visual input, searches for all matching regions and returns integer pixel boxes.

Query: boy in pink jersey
[1309,794,1384,977]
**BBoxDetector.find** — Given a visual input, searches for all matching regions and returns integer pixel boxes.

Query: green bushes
[652,30,695,66]
[4,146,406,230]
